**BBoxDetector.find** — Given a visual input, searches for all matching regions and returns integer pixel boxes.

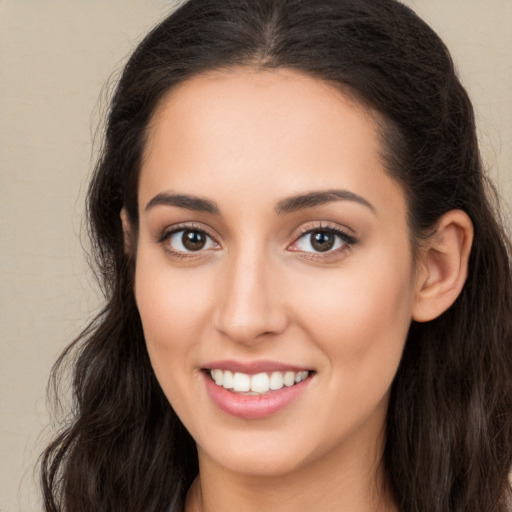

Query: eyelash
[289,224,357,259]
[157,223,357,259]
[157,223,219,259]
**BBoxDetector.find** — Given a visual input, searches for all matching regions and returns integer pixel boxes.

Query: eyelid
[157,222,221,255]
[156,221,357,259]
[288,222,358,256]
[157,221,215,241]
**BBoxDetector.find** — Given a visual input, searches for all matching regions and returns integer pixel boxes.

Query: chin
[197,429,313,477]
[210,449,306,477]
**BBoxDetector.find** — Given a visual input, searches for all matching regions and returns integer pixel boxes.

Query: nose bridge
[213,242,286,343]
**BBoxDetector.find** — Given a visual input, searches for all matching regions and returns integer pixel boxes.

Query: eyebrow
[144,188,375,216]
[145,192,220,214]
[275,189,376,214]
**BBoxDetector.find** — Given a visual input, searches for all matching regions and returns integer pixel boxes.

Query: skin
[128,67,472,511]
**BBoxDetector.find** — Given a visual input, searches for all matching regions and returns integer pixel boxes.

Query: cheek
[133,252,212,378]
[297,249,415,386]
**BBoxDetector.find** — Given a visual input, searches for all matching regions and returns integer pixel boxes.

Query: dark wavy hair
[41,0,512,510]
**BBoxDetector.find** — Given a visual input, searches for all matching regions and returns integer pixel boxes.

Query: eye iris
[182,230,206,251]
[311,231,335,252]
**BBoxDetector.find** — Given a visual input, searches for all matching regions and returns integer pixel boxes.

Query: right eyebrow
[145,192,220,215]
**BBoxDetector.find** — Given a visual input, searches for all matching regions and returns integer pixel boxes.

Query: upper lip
[202,359,312,375]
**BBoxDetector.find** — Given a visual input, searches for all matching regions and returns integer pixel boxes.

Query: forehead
[139,67,405,223]
[145,67,378,159]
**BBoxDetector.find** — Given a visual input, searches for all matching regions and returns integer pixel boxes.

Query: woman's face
[133,68,421,477]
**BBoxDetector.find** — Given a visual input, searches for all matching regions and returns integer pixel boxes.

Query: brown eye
[182,230,207,251]
[310,231,335,252]
[165,228,218,254]
[289,226,357,255]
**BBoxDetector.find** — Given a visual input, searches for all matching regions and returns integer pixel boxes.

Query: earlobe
[412,210,474,322]
[120,208,134,255]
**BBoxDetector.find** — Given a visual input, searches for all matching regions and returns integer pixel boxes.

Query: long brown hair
[41,1,512,510]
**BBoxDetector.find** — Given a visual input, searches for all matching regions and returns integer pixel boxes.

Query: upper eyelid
[293,223,357,242]
[158,222,218,243]
[158,225,220,257]
[288,226,357,260]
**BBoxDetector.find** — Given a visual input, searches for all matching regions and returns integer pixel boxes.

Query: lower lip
[203,372,312,419]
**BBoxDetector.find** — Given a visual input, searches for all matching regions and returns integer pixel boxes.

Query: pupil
[311,231,334,252]
[182,230,206,251]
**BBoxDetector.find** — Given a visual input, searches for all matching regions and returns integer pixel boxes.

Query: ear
[120,208,135,255]
[412,210,474,322]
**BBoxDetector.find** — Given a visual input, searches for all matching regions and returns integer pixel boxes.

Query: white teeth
[269,371,284,390]
[251,372,270,393]
[210,369,310,394]
[294,370,308,383]
[222,370,234,389]
[283,371,295,387]
[233,372,251,392]
[211,369,223,386]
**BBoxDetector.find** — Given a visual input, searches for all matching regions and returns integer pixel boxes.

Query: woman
[41,0,512,510]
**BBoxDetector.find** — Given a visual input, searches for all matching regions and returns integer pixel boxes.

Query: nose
[212,249,288,345]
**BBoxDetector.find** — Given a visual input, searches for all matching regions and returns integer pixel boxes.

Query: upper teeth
[210,369,309,394]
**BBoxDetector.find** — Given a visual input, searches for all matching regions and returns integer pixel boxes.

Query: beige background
[1,1,510,510]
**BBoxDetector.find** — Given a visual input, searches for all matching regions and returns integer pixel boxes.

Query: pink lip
[202,359,310,375]
[202,369,313,420]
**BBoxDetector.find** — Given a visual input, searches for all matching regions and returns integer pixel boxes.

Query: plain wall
[0,1,510,510]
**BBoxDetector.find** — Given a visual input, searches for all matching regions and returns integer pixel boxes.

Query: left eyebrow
[275,189,376,215]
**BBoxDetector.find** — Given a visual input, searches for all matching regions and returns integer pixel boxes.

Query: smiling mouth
[207,369,312,395]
